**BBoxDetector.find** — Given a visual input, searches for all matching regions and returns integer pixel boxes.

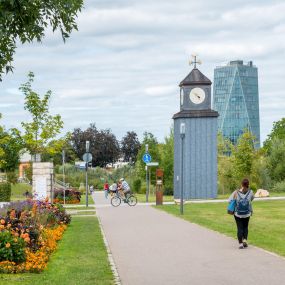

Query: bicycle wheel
[127,195,137,206]
[111,196,121,207]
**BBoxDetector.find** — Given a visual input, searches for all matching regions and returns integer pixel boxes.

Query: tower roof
[179,68,211,87]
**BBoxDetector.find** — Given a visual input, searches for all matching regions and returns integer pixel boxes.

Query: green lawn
[11,183,32,201]
[158,200,285,257]
[136,193,174,203]
[80,194,95,205]
[9,184,95,205]
[0,217,114,285]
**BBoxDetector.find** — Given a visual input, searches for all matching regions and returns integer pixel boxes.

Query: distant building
[213,60,260,148]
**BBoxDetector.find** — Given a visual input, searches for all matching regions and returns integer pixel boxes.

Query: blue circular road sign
[143,153,152,163]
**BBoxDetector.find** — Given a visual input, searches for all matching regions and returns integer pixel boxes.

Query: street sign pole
[85,141,90,207]
[62,150,66,205]
[146,165,149,203]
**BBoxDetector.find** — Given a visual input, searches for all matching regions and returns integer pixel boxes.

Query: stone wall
[32,162,54,201]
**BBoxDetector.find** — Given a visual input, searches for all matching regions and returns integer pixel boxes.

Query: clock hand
[194,93,201,99]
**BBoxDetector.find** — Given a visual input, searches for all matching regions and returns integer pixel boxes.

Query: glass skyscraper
[213,60,260,148]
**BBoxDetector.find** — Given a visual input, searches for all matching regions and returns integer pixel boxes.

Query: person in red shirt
[103,182,109,199]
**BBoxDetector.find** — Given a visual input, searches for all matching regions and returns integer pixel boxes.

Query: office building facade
[213,60,260,148]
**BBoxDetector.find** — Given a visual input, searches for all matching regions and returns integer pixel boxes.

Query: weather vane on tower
[189,53,202,69]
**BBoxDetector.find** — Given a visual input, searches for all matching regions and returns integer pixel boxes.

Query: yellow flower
[0,219,5,225]
[5,243,11,248]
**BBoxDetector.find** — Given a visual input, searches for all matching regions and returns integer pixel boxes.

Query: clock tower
[173,55,219,199]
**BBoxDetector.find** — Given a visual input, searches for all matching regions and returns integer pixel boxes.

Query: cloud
[1,0,285,144]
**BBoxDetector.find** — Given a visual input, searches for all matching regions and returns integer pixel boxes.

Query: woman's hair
[241,178,249,188]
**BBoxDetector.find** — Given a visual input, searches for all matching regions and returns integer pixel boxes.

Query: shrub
[0,183,11,202]
[0,231,26,263]
[132,179,141,193]
[53,188,81,204]
[272,180,285,192]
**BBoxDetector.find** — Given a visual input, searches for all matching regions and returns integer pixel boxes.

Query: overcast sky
[1,0,285,144]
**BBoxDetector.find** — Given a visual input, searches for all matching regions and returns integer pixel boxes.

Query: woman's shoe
[243,240,248,248]
[239,243,244,249]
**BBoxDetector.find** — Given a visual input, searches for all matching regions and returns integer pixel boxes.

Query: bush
[0,230,26,263]
[53,188,81,204]
[272,180,285,192]
[0,183,11,202]
[132,179,141,193]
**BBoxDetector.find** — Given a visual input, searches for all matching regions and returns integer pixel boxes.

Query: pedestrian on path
[103,182,109,199]
[228,178,254,249]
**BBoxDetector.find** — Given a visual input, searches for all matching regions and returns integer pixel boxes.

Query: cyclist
[118,178,131,201]
[109,181,118,197]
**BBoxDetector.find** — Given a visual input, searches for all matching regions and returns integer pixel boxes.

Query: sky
[1,0,285,144]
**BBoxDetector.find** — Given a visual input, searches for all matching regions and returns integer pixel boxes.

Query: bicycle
[111,191,137,207]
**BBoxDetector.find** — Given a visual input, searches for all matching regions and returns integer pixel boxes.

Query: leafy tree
[135,132,160,185]
[0,0,83,79]
[217,133,236,194]
[70,124,120,167]
[19,72,64,159]
[231,131,256,182]
[263,118,285,153]
[41,133,77,165]
[159,128,174,195]
[121,131,141,162]
[0,115,23,181]
[267,138,285,183]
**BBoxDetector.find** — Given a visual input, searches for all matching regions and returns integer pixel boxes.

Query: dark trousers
[234,216,250,243]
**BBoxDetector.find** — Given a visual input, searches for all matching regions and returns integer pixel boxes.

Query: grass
[135,193,174,203]
[0,217,114,285]
[9,184,95,206]
[158,200,285,257]
[10,183,32,201]
[80,194,95,205]
[217,192,285,199]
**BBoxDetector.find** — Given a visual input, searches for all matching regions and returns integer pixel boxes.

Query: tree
[159,128,174,195]
[70,124,120,167]
[0,115,23,182]
[231,131,256,182]
[0,0,83,79]
[263,118,285,153]
[41,133,77,165]
[20,72,64,159]
[135,132,160,184]
[267,138,285,183]
[121,131,141,162]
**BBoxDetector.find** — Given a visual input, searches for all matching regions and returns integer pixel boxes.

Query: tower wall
[173,116,218,199]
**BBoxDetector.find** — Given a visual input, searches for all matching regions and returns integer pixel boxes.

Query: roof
[179,68,212,87]
[173,109,219,119]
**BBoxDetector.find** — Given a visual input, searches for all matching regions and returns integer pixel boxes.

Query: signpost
[143,153,152,164]
[83,141,91,207]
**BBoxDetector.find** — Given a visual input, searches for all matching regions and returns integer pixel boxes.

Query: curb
[97,215,121,285]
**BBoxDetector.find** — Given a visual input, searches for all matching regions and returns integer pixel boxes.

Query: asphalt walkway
[93,192,285,285]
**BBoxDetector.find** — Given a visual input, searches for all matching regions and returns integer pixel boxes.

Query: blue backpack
[236,190,251,216]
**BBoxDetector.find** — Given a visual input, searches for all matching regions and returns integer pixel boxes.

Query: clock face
[189,87,206,104]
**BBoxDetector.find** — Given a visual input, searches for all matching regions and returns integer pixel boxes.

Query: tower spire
[189,53,202,69]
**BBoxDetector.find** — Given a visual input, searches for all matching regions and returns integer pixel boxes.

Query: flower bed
[0,199,71,273]
[53,188,81,204]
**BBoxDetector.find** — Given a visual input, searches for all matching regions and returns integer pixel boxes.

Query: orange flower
[0,219,5,225]
[5,243,11,248]
[24,237,30,243]
[0,225,4,230]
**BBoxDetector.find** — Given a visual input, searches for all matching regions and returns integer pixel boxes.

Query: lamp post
[180,122,185,215]
[86,141,90,207]
[62,150,66,205]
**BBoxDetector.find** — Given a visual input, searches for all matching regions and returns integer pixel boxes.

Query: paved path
[93,192,285,285]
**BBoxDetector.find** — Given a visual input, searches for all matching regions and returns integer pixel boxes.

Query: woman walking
[229,178,254,249]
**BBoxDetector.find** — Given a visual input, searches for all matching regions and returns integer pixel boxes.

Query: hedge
[0,183,11,202]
